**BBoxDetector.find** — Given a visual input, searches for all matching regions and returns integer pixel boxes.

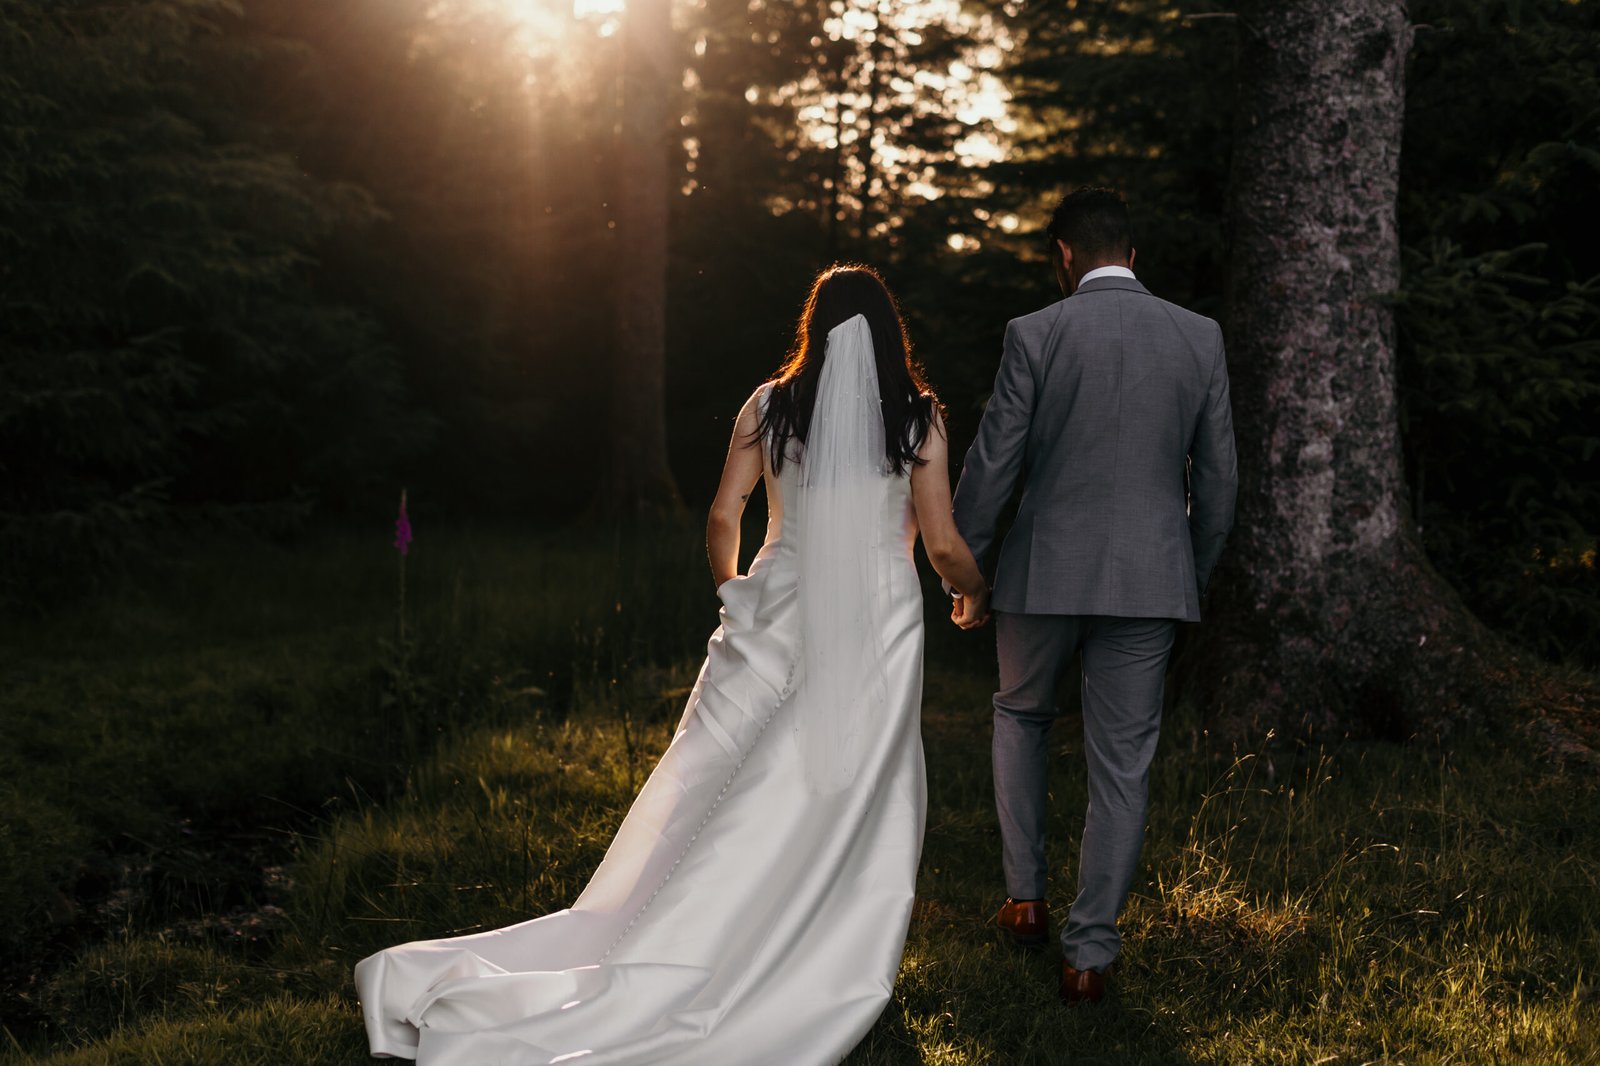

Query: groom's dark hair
[1046,187,1133,264]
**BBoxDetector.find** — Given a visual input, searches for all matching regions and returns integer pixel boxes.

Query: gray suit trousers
[992,610,1176,973]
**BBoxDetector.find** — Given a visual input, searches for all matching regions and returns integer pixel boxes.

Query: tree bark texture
[1180,0,1526,743]
[609,0,683,520]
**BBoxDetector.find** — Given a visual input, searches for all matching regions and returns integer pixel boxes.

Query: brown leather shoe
[995,897,1049,947]
[1058,961,1108,1006]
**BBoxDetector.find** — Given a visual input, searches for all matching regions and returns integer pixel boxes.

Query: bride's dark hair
[757,264,940,477]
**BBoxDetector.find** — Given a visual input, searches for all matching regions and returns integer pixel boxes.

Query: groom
[949,187,1238,1005]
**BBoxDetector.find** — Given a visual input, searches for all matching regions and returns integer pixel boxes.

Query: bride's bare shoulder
[745,380,777,420]
[726,383,772,449]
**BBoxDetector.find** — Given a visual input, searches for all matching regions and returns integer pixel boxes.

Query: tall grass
[2,525,1596,1063]
[0,522,717,1030]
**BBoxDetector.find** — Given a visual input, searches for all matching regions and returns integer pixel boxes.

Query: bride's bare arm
[911,411,988,602]
[707,390,765,588]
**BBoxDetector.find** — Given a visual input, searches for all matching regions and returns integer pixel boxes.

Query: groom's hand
[951,587,992,630]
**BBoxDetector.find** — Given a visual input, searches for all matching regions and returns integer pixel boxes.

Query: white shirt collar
[1077,265,1137,286]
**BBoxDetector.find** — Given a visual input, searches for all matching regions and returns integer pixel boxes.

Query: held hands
[950,585,992,630]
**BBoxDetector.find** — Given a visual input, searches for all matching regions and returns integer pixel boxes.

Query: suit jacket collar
[1071,275,1151,298]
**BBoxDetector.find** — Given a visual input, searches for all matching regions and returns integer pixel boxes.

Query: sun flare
[463,0,626,50]
[494,0,623,21]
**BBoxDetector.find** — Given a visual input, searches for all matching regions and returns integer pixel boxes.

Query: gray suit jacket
[952,275,1238,622]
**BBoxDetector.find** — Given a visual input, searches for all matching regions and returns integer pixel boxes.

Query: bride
[354,264,991,1065]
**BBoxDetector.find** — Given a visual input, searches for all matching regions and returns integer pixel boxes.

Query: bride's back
[752,380,919,571]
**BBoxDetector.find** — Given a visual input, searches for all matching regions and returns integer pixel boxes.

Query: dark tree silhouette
[609,0,684,519]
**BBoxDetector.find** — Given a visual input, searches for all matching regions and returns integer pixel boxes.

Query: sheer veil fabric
[353,313,929,1065]
[792,313,894,793]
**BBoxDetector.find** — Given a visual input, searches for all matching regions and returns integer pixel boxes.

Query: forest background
[4,0,1596,666]
[2,0,1599,1061]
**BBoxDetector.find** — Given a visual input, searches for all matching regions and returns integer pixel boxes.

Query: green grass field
[2,525,1596,1064]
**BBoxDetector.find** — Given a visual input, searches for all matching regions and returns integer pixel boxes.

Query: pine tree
[1186,0,1520,739]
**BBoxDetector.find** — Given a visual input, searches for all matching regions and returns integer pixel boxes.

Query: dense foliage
[1,0,1595,662]
[0,0,409,604]
[1395,0,1600,663]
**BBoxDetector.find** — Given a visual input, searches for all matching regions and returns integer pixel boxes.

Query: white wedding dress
[355,315,929,1065]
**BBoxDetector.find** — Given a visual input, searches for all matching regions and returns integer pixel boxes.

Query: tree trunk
[1178,0,1516,743]
[855,2,887,244]
[608,0,683,520]
[823,44,847,261]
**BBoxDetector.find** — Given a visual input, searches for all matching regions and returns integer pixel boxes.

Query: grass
[2,522,1597,1063]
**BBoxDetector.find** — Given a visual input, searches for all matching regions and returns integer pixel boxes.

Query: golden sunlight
[493,0,623,21]
[469,0,626,45]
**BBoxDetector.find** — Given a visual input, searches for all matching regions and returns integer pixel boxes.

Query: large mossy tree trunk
[1180,0,1515,742]
[607,0,684,521]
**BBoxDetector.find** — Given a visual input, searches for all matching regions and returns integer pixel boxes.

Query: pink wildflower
[394,490,413,556]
